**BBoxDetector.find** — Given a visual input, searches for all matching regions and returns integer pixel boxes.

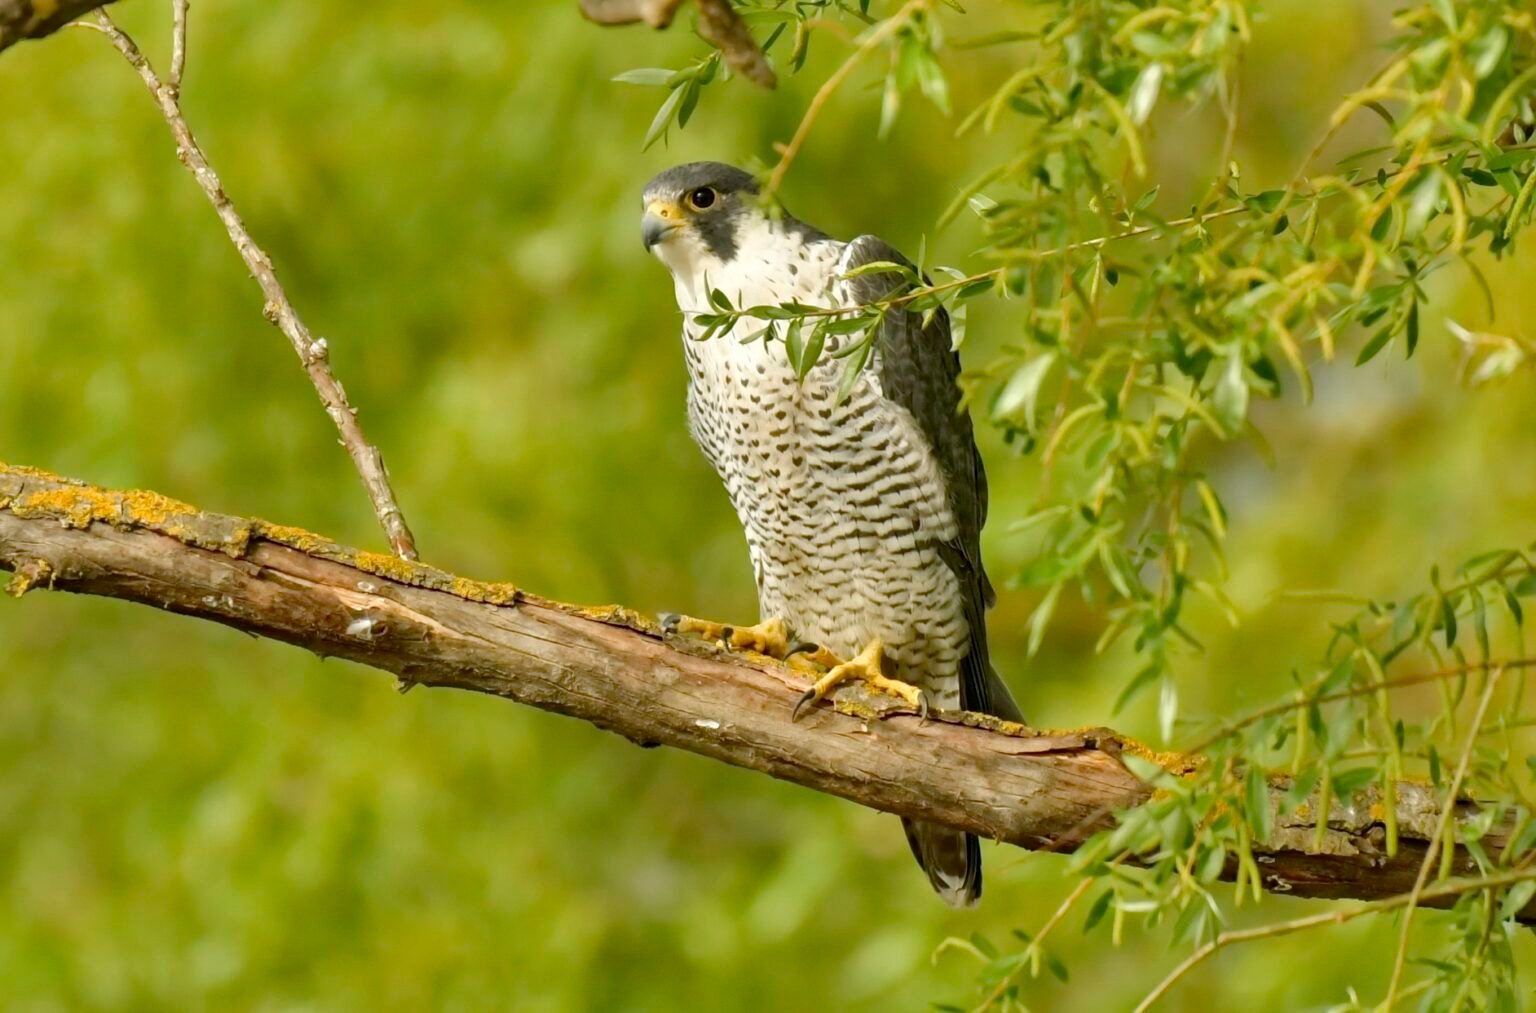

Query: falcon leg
[790,639,929,722]
[661,613,792,658]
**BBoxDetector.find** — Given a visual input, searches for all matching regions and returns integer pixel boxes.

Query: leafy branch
[626,0,1536,1006]
[1134,861,1536,1012]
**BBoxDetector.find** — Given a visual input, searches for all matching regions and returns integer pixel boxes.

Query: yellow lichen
[945,709,1041,738]
[253,523,525,604]
[0,464,1190,781]
[5,558,52,597]
[0,464,530,603]
[1,465,252,555]
[351,549,425,583]
[829,698,888,723]
[0,463,77,485]
[1118,737,1205,777]
[569,603,659,633]
[448,576,521,606]
[21,482,202,531]
[253,521,341,556]
[1036,724,1204,776]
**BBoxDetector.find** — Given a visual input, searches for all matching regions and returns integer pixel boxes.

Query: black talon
[916,689,930,721]
[791,688,818,722]
[658,612,681,633]
[718,626,735,643]
[786,641,821,658]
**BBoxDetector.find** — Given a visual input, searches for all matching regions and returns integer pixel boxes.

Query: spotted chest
[672,224,970,701]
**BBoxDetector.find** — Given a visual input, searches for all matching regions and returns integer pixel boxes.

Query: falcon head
[641,161,762,277]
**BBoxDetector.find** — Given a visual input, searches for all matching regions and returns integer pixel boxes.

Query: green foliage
[3,0,1536,1010]
[632,0,1536,1007]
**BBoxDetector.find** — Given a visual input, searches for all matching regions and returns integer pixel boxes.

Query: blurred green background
[3,1,1536,1009]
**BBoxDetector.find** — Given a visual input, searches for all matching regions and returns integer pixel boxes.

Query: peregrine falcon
[642,162,1022,907]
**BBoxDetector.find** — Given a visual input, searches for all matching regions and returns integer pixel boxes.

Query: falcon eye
[686,187,717,210]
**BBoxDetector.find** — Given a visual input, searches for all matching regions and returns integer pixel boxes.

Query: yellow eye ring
[686,187,717,211]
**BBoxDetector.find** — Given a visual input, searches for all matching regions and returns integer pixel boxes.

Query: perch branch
[579,0,776,89]
[88,11,419,560]
[1,461,1531,923]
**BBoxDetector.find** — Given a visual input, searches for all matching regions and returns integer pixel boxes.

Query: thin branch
[168,0,188,92]
[578,0,775,88]
[1,462,1533,921]
[764,0,928,199]
[1215,51,1242,184]
[90,11,419,560]
[1133,862,1536,1013]
[724,141,1536,333]
[1183,658,1536,756]
[972,875,1094,1011]
[1383,665,1505,1006]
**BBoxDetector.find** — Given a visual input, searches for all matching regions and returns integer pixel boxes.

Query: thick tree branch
[0,0,113,51]
[1,461,1529,920]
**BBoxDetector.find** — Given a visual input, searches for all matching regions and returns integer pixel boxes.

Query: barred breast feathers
[670,219,971,701]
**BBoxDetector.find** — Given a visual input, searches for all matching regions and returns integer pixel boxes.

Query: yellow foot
[660,613,791,658]
[790,639,929,722]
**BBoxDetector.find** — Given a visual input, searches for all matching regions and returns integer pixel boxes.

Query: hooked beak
[642,200,683,250]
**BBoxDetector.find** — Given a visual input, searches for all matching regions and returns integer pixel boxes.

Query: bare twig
[1133,863,1536,1012]
[764,0,927,199]
[1,462,1533,923]
[88,12,418,560]
[1383,665,1505,1006]
[579,0,775,88]
[168,0,188,92]
[0,0,114,52]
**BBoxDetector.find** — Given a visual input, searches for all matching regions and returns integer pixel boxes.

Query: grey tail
[902,817,981,908]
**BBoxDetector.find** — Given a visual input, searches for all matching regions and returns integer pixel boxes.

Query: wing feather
[834,236,1023,722]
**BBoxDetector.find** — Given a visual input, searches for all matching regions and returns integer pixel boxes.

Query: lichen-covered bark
[0,0,115,51]
[0,461,1527,919]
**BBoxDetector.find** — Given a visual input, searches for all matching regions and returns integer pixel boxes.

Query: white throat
[651,215,839,316]
[649,228,721,308]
